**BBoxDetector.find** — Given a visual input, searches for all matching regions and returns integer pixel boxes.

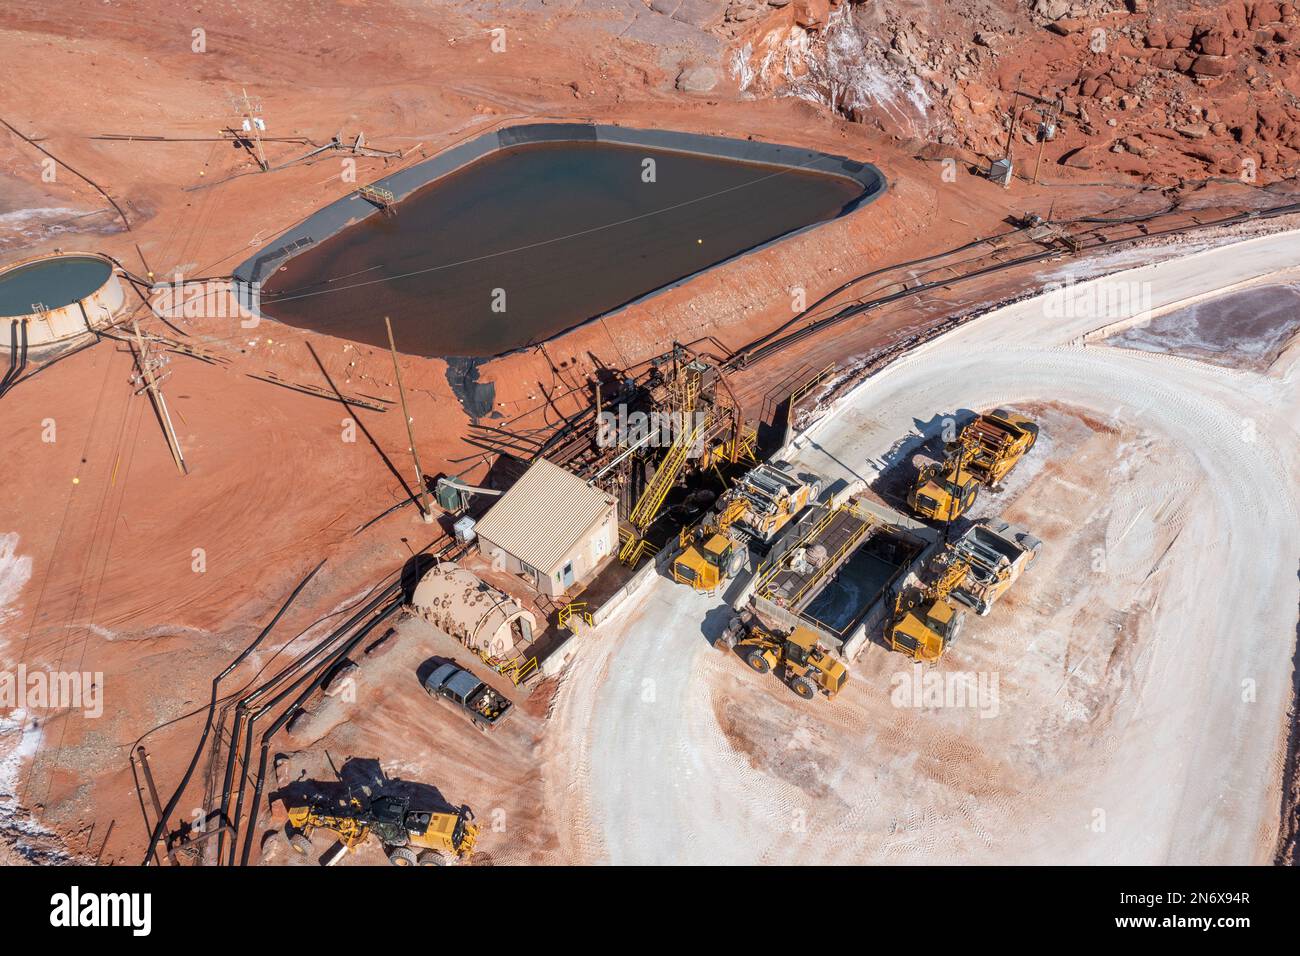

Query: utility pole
[989,72,1024,190]
[384,316,433,522]
[129,318,188,475]
[1001,96,1019,164]
[135,242,155,285]
[230,88,269,172]
[1031,98,1061,186]
[135,747,173,866]
[1002,72,1024,162]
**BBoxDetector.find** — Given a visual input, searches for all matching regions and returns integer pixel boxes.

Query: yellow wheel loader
[284,793,478,866]
[673,466,821,592]
[888,553,971,663]
[907,443,980,523]
[960,409,1039,490]
[717,618,847,700]
[672,497,746,592]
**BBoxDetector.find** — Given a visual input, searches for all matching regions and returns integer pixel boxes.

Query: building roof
[474,459,616,574]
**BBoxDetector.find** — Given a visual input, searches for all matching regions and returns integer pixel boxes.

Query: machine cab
[368,794,411,845]
[923,599,961,642]
[702,533,733,569]
[892,599,964,662]
[783,635,812,666]
[786,626,848,698]
[784,625,823,659]
[673,533,734,590]
[912,475,978,522]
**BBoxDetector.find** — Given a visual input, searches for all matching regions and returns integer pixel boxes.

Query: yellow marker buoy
[72,477,80,485]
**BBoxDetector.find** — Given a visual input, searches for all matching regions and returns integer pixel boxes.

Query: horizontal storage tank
[0,252,126,350]
[410,561,536,658]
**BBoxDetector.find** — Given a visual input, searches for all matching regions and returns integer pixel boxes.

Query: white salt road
[545,229,1300,864]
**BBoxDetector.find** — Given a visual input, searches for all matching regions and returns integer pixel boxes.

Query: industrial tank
[0,252,126,349]
[410,562,536,658]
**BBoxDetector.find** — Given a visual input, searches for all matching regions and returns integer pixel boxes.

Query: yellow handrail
[558,601,594,631]
[627,388,702,528]
[480,649,539,686]
[754,504,873,608]
[357,183,396,207]
[619,368,709,564]
[753,505,839,594]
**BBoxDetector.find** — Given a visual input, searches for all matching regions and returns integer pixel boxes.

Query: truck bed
[424,662,513,728]
[950,520,1040,615]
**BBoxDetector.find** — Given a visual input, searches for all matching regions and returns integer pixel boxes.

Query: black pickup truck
[422,662,513,730]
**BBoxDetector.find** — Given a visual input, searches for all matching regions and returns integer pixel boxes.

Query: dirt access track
[544,229,1300,865]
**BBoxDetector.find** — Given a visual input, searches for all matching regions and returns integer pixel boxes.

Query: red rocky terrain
[729,0,1300,184]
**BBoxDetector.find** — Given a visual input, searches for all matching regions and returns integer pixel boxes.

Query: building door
[561,561,575,589]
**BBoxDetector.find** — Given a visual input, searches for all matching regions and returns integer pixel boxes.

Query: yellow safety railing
[617,368,709,565]
[754,504,874,608]
[357,183,396,207]
[558,601,594,632]
[480,649,539,686]
[616,527,661,568]
[753,506,838,593]
[729,424,759,465]
[788,363,837,407]
[619,421,707,562]
[628,387,702,524]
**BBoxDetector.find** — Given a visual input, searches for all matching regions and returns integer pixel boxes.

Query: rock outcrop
[724,0,1300,184]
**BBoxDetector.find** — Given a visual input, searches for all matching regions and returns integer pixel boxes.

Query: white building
[474,458,618,597]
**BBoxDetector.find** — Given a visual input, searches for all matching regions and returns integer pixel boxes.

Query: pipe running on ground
[140,560,325,866]
[216,581,403,866]
[235,595,403,866]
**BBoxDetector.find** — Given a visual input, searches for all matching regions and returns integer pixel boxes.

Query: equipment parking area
[541,245,1300,865]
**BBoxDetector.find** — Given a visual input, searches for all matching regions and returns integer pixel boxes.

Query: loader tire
[790,676,816,700]
[387,846,419,867]
[746,648,770,674]
[287,831,313,856]
[418,850,447,866]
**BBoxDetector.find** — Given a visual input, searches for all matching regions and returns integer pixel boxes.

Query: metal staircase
[618,369,705,564]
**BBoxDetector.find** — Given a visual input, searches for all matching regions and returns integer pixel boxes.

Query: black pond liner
[233,123,886,413]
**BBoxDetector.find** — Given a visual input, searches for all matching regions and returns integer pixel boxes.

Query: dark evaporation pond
[258,141,865,357]
[0,255,111,317]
